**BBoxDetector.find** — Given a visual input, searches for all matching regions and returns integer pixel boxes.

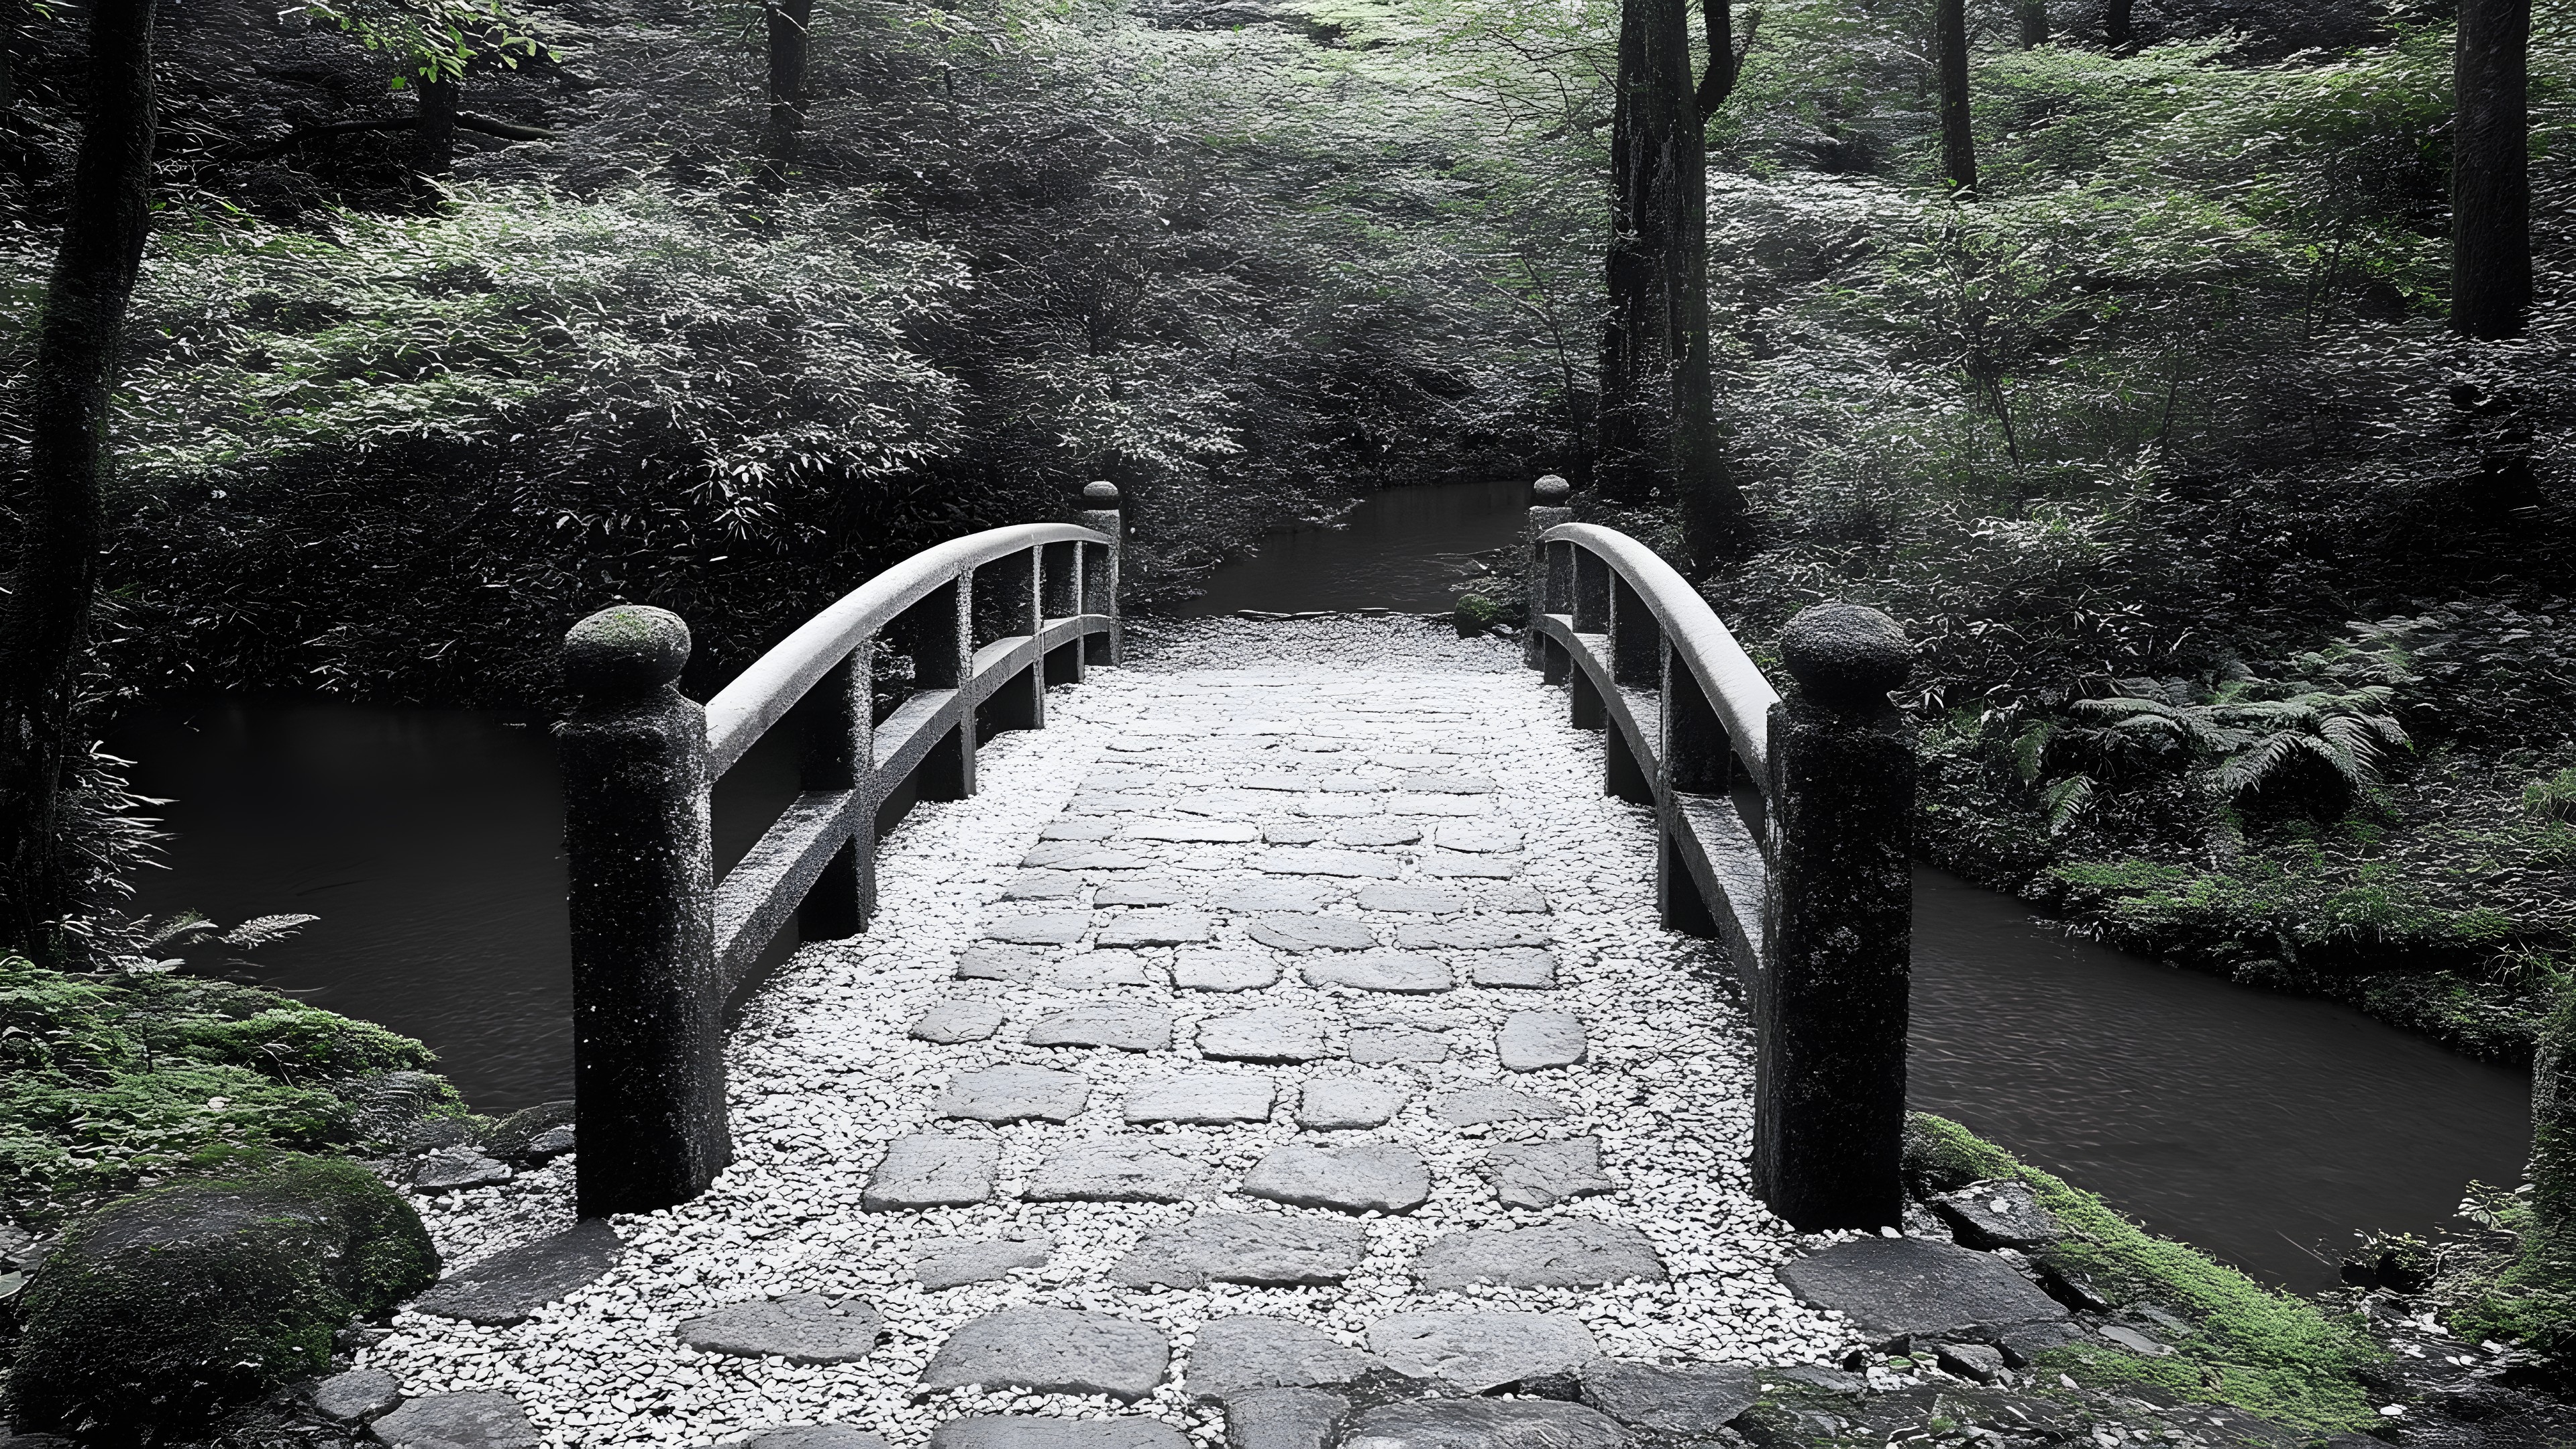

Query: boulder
[6,1155,437,1440]
[313,1366,404,1423]
[1927,1180,2064,1251]
[478,1101,577,1165]
[1774,1238,2069,1351]
[371,1391,540,1449]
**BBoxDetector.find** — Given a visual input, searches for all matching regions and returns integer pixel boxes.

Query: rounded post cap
[1533,474,1571,502]
[1779,602,1911,710]
[1083,480,1122,508]
[564,604,691,695]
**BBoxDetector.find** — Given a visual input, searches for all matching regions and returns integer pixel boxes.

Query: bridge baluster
[904,576,976,799]
[1042,539,1085,685]
[1080,480,1124,665]
[984,547,1046,733]
[1753,602,1917,1232]
[798,643,876,940]
[559,605,732,1218]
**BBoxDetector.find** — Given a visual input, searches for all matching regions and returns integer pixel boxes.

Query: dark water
[1174,477,1532,616]
[107,480,2530,1293]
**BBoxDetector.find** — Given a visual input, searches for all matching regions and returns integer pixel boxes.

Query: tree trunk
[1936,0,1976,196]
[413,71,458,179]
[763,0,814,187]
[2453,0,2530,340]
[2102,0,2132,52]
[1599,0,1745,562]
[2017,0,2048,48]
[1695,0,1739,113]
[0,0,156,959]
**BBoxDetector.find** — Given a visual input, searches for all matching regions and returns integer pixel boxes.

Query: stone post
[1752,602,1915,1232]
[1523,474,1572,668]
[1080,480,1123,665]
[559,605,731,1218]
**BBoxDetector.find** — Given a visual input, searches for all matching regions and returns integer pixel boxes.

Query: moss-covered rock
[5,1152,438,1440]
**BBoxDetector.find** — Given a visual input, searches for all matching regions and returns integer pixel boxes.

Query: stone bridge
[345,488,2086,1449]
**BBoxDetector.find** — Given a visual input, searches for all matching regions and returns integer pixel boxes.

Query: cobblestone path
[368,619,1864,1448]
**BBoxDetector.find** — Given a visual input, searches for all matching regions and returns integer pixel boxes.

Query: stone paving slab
[678,1295,886,1364]
[364,619,1855,1449]
[919,1307,1169,1400]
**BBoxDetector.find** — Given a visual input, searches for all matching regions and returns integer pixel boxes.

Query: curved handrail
[706,521,1111,774]
[1540,522,1780,782]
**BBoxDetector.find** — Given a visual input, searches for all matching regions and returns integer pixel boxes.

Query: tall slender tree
[1597,0,1751,566]
[2102,0,2131,52]
[763,0,815,186]
[413,70,458,178]
[2453,0,2530,339]
[1935,0,1976,195]
[0,0,158,959]
[2017,0,2047,48]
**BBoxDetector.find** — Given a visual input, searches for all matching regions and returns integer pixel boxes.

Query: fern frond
[2012,721,2056,784]
[2042,775,2098,835]
[144,911,218,950]
[220,913,321,949]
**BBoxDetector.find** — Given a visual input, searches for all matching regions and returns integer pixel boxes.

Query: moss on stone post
[2532,985,2576,1243]
[559,604,731,1219]
[1753,602,1916,1232]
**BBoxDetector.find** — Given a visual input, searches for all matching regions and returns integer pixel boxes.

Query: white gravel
[362,616,1865,1446]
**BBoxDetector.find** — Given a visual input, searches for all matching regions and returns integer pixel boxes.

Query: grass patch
[1906,1112,2387,1434]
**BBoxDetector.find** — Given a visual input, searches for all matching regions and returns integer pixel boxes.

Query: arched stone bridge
[352,487,2077,1449]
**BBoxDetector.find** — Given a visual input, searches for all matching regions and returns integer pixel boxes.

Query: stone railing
[1519,476,1916,1231]
[556,484,1124,1217]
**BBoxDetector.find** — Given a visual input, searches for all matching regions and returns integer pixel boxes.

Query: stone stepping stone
[1334,821,1421,847]
[1215,879,1340,912]
[1186,1316,1377,1401]
[985,910,1092,946]
[1039,819,1118,841]
[1477,1138,1615,1209]
[1126,1073,1277,1123]
[1465,949,1558,989]
[313,1367,401,1424]
[740,1427,890,1449]
[1024,843,1146,870]
[1098,908,1213,947]
[1363,1311,1599,1393]
[911,1000,1006,1043]
[1297,1079,1411,1129]
[1242,771,1317,790]
[677,1293,884,1363]
[1223,1389,1346,1449]
[1112,1212,1367,1288]
[1929,1179,2066,1250]
[1301,950,1452,994]
[414,1146,513,1191]
[1353,883,1468,914]
[1432,822,1523,853]
[1419,855,1517,878]
[1413,1220,1668,1288]
[1174,948,1283,993]
[911,1230,1055,1289]
[920,1307,1170,1401]
[936,1066,1090,1122]
[1069,792,1174,814]
[1772,1237,2071,1350]
[1095,878,1195,907]
[1000,871,1085,900]
[1432,1086,1569,1125]
[1263,823,1328,845]
[1313,772,1393,792]
[1242,1142,1430,1214]
[957,944,1048,982]
[1497,1011,1586,1071]
[1399,919,1547,950]
[927,1417,1186,1449]
[1055,952,1153,989]
[1085,766,1168,787]
[1401,772,1497,794]
[1348,1026,1450,1065]
[1576,1359,1760,1436]
[1390,796,1485,818]
[1029,1140,1205,1202]
[1340,1401,1625,1449]
[865,1135,998,1210]
[1199,1008,1332,1062]
[1248,915,1377,953]
[371,1391,539,1449]
[1481,885,1550,914]
[1126,820,1261,843]
[1258,847,1399,879]
[407,1220,621,1326]
[1027,1003,1173,1051]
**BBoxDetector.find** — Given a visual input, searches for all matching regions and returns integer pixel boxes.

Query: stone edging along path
[363,616,1873,1447]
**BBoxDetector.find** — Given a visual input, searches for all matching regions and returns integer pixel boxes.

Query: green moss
[7,1152,437,1439]
[0,955,462,1225]
[1904,1113,2385,1434]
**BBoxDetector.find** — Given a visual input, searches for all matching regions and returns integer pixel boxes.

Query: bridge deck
[371,617,1859,1446]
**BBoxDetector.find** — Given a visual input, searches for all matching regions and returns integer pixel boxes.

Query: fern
[219,914,320,950]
